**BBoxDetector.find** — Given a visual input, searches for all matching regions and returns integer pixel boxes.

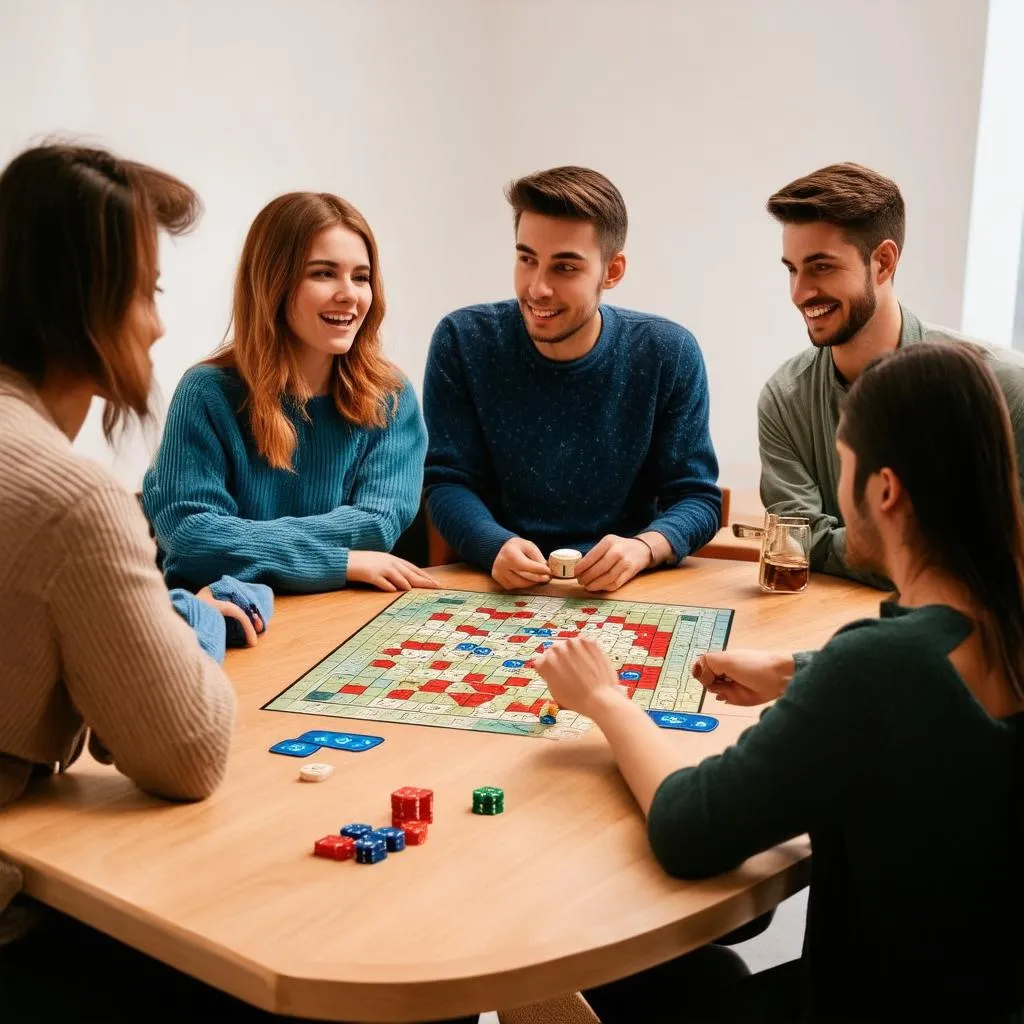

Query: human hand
[534,636,625,719]
[197,585,261,647]
[491,537,551,590]
[575,535,652,592]
[347,552,439,592]
[691,649,795,706]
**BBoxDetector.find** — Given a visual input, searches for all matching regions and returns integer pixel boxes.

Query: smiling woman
[141,192,435,596]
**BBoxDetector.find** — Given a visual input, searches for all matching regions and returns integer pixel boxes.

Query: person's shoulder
[804,604,971,688]
[434,300,521,341]
[168,364,247,427]
[610,305,697,348]
[918,319,1024,386]
[759,347,821,408]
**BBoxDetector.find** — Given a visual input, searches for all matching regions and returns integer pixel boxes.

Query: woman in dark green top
[537,343,1024,1023]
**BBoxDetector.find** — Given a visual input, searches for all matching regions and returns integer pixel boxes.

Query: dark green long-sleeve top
[648,603,1022,1022]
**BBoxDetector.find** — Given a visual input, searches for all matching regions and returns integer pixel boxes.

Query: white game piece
[299,763,334,783]
[548,548,583,580]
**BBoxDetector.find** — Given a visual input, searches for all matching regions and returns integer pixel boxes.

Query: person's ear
[602,252,626,290]
[873,240,900,287]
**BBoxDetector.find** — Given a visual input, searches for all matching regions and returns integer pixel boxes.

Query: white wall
[0,0,989,492]
[962,0,1024,348]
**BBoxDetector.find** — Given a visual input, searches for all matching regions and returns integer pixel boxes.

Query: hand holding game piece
[347,552,439,592]
[534,636,624,718]
[574,534,653,592]
[491,537,552,590]
[691,649,796,706]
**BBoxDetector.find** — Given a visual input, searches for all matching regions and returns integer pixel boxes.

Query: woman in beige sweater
[0,144,485,1024]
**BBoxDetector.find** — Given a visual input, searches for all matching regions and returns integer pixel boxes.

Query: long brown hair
[838,342,1024,700]
[208,192,401,470]
[0,142,199,438]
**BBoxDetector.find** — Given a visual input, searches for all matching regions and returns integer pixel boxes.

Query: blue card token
[647,711,719,733]
[297,730,384,752]
[269,739,320,757]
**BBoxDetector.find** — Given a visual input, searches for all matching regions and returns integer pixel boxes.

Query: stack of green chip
[472,786,504,815]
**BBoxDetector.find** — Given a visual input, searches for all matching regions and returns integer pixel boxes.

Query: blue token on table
[269,739,320,758]
[536,629,553,637]
[522,628,539,635]
[472,646,493,656]
[502,659,524,669]
[619,670,641,681]
[297,731,384,752]
[456,642,477,651]
[647,711,719,733]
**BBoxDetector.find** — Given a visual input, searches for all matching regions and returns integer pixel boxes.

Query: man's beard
[845,501,886,576]
[810,270,877,349]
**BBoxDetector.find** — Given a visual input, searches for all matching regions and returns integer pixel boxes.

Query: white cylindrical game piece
[299,763,334,782]
[548,548,583,580]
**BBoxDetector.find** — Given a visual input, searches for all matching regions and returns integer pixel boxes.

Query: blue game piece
[502,659,525,669]
[354,836,388,864]
[539,715,557,725]
[269,739,320,758]
[536,628,553,637]
[374,826,406,852]
[472,646,493,656]
[647,711,720,733]
[619,671,641,681]
[522,628,539,635]
[340,823,375,839]
[298,730,384,753]
[456,642,477,652]
[540,642,553,649]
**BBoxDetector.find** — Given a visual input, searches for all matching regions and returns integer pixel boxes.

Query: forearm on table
[588,694,689,817]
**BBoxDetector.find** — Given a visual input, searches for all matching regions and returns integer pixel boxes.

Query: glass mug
[733,508,812,593]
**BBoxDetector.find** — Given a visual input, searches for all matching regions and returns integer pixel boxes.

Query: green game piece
[472,786,504,815]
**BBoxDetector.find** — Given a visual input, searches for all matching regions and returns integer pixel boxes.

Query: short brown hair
[0,142,200,438]
[505,166,627,259]
[766,162,905,263]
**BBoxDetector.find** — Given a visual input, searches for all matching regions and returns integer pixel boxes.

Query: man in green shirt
[758,162,1024,586]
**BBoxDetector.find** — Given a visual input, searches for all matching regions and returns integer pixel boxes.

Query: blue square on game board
[456,642,477,651]
[502,659,524,669]
[472,646,492,656]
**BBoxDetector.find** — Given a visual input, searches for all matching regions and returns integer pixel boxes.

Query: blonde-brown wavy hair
[209,192,401,470]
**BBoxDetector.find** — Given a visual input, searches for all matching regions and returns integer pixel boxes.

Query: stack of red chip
[391,786,432,843]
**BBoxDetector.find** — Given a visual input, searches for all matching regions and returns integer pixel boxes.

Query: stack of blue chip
[374,826,406,852]
[354,835,388,864]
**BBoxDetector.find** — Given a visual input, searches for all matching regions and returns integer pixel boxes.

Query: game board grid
[263,589,734,739]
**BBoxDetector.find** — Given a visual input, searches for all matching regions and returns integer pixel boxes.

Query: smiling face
[286,223,372,362]
[513,212,623,348]
[781,221,878,349]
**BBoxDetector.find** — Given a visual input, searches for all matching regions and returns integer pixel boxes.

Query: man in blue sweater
[423,166,721,592]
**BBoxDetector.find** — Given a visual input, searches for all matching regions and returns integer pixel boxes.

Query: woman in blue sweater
[144,193,435,594]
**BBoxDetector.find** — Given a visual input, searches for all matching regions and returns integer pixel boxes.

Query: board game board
[263,589,734,739]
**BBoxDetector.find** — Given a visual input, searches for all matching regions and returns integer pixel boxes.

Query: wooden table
[0,560,880,1022]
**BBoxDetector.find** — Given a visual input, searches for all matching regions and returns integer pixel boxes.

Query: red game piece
[401,821,429,845]
[313,835,356,861]
[391,786,433,824]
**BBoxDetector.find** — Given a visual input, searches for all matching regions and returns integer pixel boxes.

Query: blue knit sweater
[143,365,426,593]
[423,301,721,571]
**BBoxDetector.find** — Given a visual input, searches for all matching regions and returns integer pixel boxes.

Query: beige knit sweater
[0,372,237,915]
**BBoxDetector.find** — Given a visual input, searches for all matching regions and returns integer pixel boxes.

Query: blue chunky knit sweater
[423,301,721,571]
[143,365,426,593]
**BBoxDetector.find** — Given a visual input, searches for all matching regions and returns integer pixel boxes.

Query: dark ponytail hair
[838,341,1024,701]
